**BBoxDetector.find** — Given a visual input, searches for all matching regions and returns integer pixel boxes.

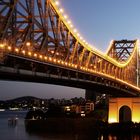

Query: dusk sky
[1,0,140,100]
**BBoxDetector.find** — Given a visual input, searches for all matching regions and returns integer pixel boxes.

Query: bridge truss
[0,0,140,96]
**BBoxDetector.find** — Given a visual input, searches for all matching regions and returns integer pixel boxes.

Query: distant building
[85,102,94,113]
[64,101,94,117]
[75,101,94,114]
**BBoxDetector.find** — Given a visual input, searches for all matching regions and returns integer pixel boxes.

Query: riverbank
[25,118,97,134]
[25,118,140,135]
[1,110,140,140]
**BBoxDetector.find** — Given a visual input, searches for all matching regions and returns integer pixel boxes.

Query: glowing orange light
[64,15,68,19]
[77,33,80,37]
[55,1,59,6]
[109,118,117,123]
[83,40,86,43]
[0,44,4,48]
[51,50,54,54]
[83,67,86,70]
[39,55,43,59]
[70,24,73,28]
[67,20,71,24]
[28,52,31,56]
[49,57,52,61]
[44,56,47,60]
[65,62,68,65]
[22,50,25,54]
[8,46,11,50]
[15,48,19,53]
[34,53,37,57]
[56,52,59,55]
[26,42,31,46]
[75,65,77,68]
[59,8,64,13]
[80,36,83,40]
[53,59,56,62]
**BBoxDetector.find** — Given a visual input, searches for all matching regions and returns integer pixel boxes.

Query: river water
[0,111,140,140]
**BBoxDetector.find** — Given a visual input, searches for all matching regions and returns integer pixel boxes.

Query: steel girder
[107,40,138,85]
[107,40,136,62]
[0,0,139,89]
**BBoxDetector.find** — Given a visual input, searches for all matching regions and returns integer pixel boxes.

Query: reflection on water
[100,134,140,140]
[27,133,98,140]
[0,111,140,140]
[27,132,140,140]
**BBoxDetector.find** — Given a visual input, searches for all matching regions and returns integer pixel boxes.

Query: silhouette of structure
[108,98,140,123]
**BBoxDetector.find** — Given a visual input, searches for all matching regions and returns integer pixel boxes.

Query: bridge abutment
[108,98,140,123]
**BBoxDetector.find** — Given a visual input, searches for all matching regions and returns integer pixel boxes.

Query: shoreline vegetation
[25,109,140,135]
[25,118,140,136]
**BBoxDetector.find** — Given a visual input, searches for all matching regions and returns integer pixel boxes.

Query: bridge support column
[85,90,100,102]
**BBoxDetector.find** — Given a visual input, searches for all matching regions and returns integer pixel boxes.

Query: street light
[0,43,4,48]
[26,42,31,47]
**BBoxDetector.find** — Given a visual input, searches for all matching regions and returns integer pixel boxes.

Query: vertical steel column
[137,40,139,87]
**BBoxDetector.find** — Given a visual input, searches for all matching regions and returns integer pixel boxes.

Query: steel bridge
[0,0,140,97]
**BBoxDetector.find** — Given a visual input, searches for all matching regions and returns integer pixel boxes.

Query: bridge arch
[108,98,140,123]
[119,105,132,122]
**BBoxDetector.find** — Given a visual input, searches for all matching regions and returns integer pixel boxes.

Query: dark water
[0,111,140,140]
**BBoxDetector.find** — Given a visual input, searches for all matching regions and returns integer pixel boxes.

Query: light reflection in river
[0,111,140,140]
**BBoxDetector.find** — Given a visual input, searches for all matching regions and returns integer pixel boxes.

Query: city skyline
[1,0,140,100]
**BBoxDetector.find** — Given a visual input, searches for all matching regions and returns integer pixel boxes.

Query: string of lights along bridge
[0,0,140,97]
